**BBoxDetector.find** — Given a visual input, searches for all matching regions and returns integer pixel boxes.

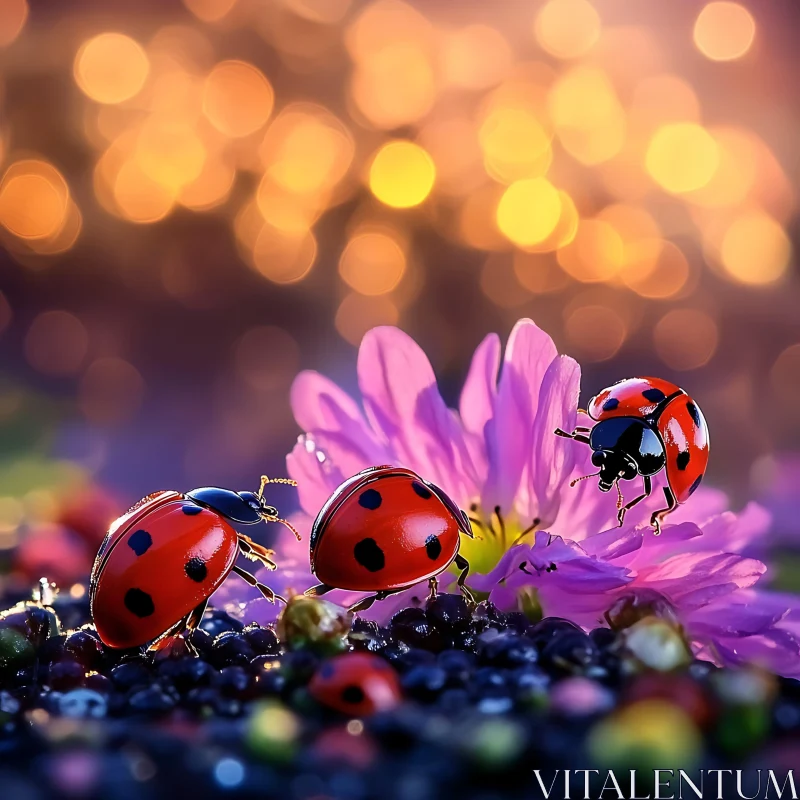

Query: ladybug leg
[238,534,278,571]
[454,552,475,605]
[232,565,287,604]
[554,427,591,445]
[305,583,335,597]
[427,576,438,600]
[649,486,677,535]
[348,590,396,614]
[617,475,652,526]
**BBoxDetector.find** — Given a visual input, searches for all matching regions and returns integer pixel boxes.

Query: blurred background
[0,0,798,578]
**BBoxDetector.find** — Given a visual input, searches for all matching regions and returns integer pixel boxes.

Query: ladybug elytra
[305,466,475,612]
[555,377,710,534]
[90,477,299,651]
[309,652,402,715]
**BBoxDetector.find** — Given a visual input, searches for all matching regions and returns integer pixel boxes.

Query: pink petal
[523,355,580,526]
[357,326,478,504]
[286,437,347,517]
[483,319,558,512]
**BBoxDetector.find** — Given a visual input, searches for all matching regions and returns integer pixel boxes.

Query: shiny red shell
[587,377,710,503]
[309,652,402,715]
[90,491,239,649]
[310,466,470,592]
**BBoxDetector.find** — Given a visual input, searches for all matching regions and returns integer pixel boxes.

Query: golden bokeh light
[548,66,625,164]
[517,190,579,254]
[513,251,570,294]
[457,184,511,252]
[622,240,691,299]
[419,116,483,196]
[564,304,627,362]
[346,0,432,63]
[136,119,206,192]
[557,219,624,282]
[281,0,352,25]
[27,200,83,256]
[694,2,755,62]
[654,309,719,370]
[335,293,399,345]
[496,178,562,248]
[534,0,601,60]
[256,178,322,235]
[442,25,512,91]
[24,311,89,377]
[251,224,317,284]
[339,230,407,296]
[79,357,145,425]
[369,141,435,209]
[182,0,238,23]
[0,0,27,47]
[74,33,149,104]
[646,123,719,194]
[0,160,70,240]
[113,159,176,224]
[261,104,354,197]
[178,157,235,211]
[203,61,274,138]
[720,209,791,286]
[478,105,552,184]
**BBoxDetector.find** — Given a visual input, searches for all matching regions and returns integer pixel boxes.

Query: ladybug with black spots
[309,652,402,715]
[306,466,475,612]
[555,377,710,534]
[90,477,299,651]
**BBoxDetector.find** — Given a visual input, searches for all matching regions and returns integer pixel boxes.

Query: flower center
[457,503,540,576]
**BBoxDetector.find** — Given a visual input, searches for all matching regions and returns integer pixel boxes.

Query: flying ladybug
[555,377,709,534]
[305,466,474,612]
[90,477,299,651]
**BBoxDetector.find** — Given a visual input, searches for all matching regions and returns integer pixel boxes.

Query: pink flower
[222,319,800,677]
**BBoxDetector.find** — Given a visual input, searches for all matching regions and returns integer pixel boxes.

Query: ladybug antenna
[258,475,298,500]
[261,512,302,541]
[569,470,600,487]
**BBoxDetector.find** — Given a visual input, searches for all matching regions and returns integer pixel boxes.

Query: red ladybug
[90,477,299,651]
[555,377,709,534]
[309,652,402,715]
[306,466,474,612]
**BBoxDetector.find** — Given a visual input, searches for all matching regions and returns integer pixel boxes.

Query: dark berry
[280,649,319,687]
[528,617,583,650]
[218,666,253,699]
[64,631,104,670]
[84,673,113,695]
[392,648,437,674]
[110,662,152,691]
[200,610,244,638]
[47,660,85,691]
[478,632,538,669]
[242,624,280,656]
[504,612,530,634]
[426,594,471,632]
[390,608,442,652]
[38,635,67,664]
[472,667,511,698]
[401,666,447,702]
[128,685,176,714]
[58,688,108,718]
[251,660,286,696]
[209,632,256,668]
[540,631,598,676]
[589,627,617,650]
[437,649,475,686]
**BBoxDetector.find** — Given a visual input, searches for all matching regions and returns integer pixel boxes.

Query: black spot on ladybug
[689,474,703,496]
[182,504,203,516]
[602,397,620,411]
[341,685,365,705]
[642,388,666,403]
[124,588,154,618]
[127,529,152,556]
[184,557,208,582]
[358,489,382,510]
[354,538,385,572]
[425,534,442,560]
[686,401,701,427]
[676,451,691,471]
[411,481,432,500]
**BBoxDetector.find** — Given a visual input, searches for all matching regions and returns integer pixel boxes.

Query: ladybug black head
[186,487,278,524]
[588,417,665,491]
